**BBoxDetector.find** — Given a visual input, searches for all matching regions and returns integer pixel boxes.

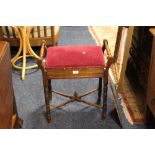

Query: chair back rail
[31,27,34,38]
[44,26,47,37]
[5,27,10,38]
[51,26,55,45]
[0,27,3,37]
[37,26,41,38]
[12,28,17,38]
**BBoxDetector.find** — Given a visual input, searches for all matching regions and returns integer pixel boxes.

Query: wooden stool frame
[36,40,113,123]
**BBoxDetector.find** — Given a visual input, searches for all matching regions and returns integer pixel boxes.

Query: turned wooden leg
[45,93,51,123]
[102,77,108,120]
[48,79,52,99]
[100,40,114,119]
[97,78,102,105]
[40,69,51,123]
[43,79,51,123]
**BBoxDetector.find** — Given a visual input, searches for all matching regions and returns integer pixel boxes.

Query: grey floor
[12,26,146,129]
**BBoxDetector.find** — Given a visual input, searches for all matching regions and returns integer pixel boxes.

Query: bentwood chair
[36,40,113,123]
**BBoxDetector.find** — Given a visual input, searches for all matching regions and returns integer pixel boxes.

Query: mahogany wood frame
[145,28,155,125]
[0,41,23,128]
[36,40,113,123]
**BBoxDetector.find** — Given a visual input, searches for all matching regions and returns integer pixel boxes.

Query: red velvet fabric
[45,46,105,69]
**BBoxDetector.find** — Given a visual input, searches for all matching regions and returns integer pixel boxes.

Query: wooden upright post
[117,26,134,92]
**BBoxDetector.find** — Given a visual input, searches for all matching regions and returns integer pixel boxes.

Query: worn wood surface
[146,29,155,118]
[117,27,134,92]
[0,41,22,128]
[46,67,104,79]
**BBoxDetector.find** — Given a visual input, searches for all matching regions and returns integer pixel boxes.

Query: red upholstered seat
[45,46,105,69]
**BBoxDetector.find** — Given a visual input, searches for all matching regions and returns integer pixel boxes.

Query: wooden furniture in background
[113,26,134,91]
[0,26,60,47]
[0,41,22,128]
[36,40,113,123]
[9,26,60,80]
[11,26,40,80]
[145,29,155,126]
[0,26,60,80]
[114,27,155,126]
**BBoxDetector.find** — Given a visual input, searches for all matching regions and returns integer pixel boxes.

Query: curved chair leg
[97,78,102,105]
